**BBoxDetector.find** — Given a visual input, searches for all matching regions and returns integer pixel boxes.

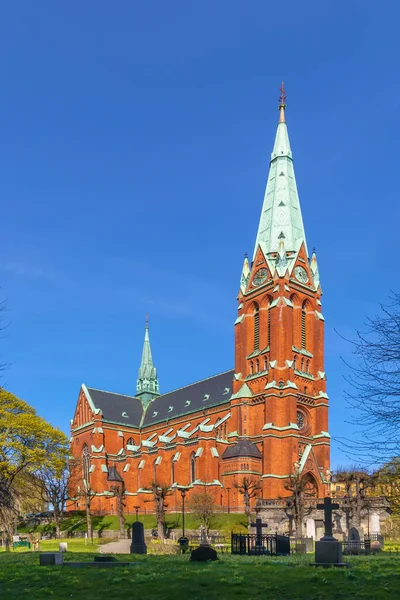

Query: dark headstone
[94,555,117,562]
[39,552,64,566]
[312,497,349,568]
[349,527,362,541]
[130,521,147,554]
[190,545,219,562]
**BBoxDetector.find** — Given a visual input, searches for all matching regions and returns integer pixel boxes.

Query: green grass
[18,512,248,536]
[1,551,400,599]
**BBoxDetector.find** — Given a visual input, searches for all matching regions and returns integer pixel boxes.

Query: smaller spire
[275,232,288,276]
[278,81,287,123]
[240,254,250,294]
[137,317,160,407]
[310,248,321,290]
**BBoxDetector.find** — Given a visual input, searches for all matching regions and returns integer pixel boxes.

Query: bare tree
[234,478,261,527]
[340,292,400,463]
[188,487,220,533]
[334,467,373,530]
[146,482,172,539]
[110,483,126,539]
[284,471,315,537]
[375,457,400,515]
[35,466,70,538]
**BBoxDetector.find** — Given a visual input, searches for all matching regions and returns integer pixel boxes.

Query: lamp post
[181,489,186,538]
[134,506,140,522]
[226,487,231,514]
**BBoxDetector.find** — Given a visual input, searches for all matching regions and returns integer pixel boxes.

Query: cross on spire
[279,81,287,123]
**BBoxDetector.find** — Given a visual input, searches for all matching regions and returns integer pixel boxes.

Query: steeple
[239,254,250,294]
[136,317,160,408]
[253,82,308,264]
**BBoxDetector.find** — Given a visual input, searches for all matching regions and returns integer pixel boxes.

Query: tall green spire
[253,83,308,264]
[136,317,160,408]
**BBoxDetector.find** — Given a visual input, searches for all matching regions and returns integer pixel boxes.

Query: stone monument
[313,497,348,567]
[190,526,218,562]
[130,521,147,554]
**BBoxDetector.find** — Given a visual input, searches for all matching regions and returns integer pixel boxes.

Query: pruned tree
[284,470,315,537]
[234,478,261,527]
[110,482,126,539]
[334,466,374,530]
[374,457,400,515]
[146,482,172,539]
[188,487,220,533]
[340,292,400,463]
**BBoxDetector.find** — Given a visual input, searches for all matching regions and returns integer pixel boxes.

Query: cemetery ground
[1,551,400,599]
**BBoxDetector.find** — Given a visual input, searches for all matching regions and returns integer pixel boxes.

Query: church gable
[72,386,96,429]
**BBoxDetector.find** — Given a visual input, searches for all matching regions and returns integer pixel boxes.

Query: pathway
[99,539,131,554]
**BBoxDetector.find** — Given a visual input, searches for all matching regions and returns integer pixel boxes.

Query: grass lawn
[1,551,400,599]
[18,512,248,537]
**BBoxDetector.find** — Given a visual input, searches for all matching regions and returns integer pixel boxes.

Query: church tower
[232,84,330,499]
[136,318,160,408]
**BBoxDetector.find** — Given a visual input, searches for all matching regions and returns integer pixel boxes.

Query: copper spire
[278,81,287,123]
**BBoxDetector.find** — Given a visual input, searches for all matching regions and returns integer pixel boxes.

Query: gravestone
[59,542,68,553]
[199,525,208,546]
[371,513,380,534]
[313,497,348,567]
[190,545,218,562]
[306,518,316,540]
[250,517,268,553]
[130,521,147,554]
[39,552,64,566]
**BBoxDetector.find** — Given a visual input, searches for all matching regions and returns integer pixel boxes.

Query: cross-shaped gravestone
[317,497,339,540]
[250,517,268,547]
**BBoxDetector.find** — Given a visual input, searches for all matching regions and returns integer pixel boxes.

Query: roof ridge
[153,369,234,401]
[85,386,137,400]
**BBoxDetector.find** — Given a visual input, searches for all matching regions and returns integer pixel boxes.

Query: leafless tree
[334,466,374,530]
[188,487,220,533]
[340,292,400,463]
[145,482,172,539]
[284,470,315,537]
[34,465,70,538]
[110,482,126,539]
[234,478,261,527]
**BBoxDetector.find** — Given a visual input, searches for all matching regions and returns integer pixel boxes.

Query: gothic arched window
[301,358,304,372]
[255,359,259,373]
[306,360,310,373]
[264,356,268,370]
[250,361,254,375]
[190,452,196,483]
[82,444,91,484]
[171,461,175,485]
[293,355,297,371]
[301,302,307,349]
[127,437,134,447]
[267,301,272,347]
[254,304,260,350]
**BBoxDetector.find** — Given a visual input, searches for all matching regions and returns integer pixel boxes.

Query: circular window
[297,411,305,430]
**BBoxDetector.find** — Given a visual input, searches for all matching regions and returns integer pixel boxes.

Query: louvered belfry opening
[254,305,260,350]
[301,303,306,349]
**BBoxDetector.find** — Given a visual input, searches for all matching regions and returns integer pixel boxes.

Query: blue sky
[0,1,399,468]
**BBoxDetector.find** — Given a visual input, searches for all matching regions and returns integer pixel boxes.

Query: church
[69,85,331,517]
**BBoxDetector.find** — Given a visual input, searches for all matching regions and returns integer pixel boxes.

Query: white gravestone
[306,518,316,539]
[371,513,380,534]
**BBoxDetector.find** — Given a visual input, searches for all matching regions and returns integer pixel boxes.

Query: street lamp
[226,487,231,514]
[134,506,140,522]
[181,489,186,538]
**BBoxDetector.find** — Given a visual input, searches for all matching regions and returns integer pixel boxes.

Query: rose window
[297,411,305,430]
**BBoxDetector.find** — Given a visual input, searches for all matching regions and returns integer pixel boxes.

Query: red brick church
[69,86,331,515]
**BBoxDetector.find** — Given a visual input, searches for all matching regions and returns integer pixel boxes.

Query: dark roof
[107,466,124,483]
[142,370,234,426]
[85,369,234,429]
[222,438,262,460]
[86,388,143,427]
